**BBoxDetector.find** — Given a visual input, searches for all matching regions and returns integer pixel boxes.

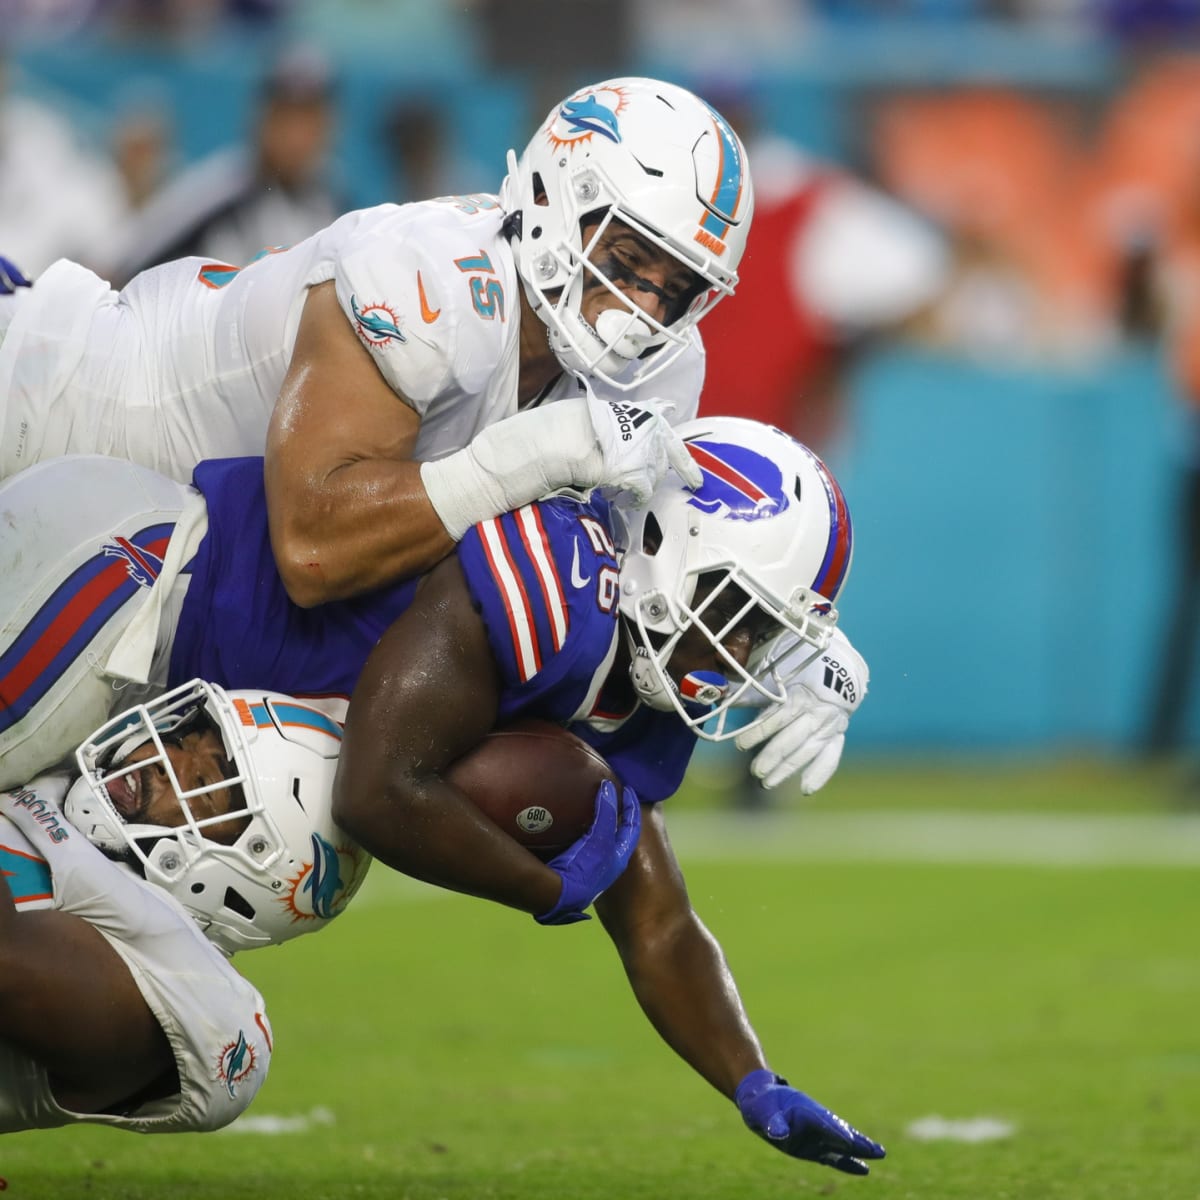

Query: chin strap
[625,626,728,713]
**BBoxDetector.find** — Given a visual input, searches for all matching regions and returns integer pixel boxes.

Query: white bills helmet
[501,76,753,390]
[64,679,371,955]
[614,417,853,740]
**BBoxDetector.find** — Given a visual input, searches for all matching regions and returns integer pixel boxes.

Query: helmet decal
[696,106,748,253]
[302,832,343,919]
[686,439,789,522]
[801,444,853,602]
[547,85,628,149]
[235,698,344,744]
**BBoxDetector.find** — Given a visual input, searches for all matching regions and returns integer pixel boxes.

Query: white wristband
[419,399,601,540]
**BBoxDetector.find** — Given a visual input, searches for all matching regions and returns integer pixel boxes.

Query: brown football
[445,718,620,861]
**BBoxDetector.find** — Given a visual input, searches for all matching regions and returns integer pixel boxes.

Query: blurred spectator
[870,86,1106,363]
[109,87,176,213]
[379,96,489,203]
[0,51,130,277]
[701,82,949,452]
[107,44,343,285]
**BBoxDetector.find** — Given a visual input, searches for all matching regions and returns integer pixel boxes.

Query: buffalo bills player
[0,679,368,1135]
[0,416,882,1174]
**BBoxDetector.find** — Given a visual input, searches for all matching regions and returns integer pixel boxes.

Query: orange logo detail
[417,272,441,324]
[694,228,727,256]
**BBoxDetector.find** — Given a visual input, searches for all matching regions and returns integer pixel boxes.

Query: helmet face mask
[502,77,754,391]
[615,418,853,740]
[64,680,370,955]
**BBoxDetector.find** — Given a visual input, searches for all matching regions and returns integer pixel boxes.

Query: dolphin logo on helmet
[556,93,624,145]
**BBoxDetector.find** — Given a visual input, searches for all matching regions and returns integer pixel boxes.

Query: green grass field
[2,760,1198,1199]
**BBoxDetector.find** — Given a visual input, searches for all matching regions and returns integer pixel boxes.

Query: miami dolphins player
[0,76,746,605]
[0,679,369,1135]
[0,416,882,1173]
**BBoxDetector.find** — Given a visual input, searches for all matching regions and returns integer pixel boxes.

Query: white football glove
[585,395,702,502]
[735,627,868,794]
[420,396,700,540]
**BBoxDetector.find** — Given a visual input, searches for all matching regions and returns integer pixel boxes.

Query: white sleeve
[331,204,512,411]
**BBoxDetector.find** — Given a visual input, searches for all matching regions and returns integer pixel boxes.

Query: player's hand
[736,627,867,793]
[734,1069,886,1175]
[586,396,702,503]
[535,780,641,925]
[0,255,31,294]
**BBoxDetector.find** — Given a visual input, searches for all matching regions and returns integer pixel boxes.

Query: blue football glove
[0,256,31,294]
[734,1069,886,1176]
[535,780,641,926]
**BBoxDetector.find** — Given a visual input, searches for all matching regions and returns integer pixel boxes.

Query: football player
[0,77,744,604]
[0,75,862,801]
[0,417,881,1173]
[0,680,369,1134]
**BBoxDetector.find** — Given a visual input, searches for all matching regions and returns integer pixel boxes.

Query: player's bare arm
[594,805,768,1097]
[0,868,177,1114]
[265,280,455,607]
[332,555,565,915]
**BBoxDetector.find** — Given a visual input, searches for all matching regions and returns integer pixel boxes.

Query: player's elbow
[270,528,342,608]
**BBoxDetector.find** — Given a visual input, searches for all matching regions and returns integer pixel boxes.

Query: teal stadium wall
[831,346,1184,754]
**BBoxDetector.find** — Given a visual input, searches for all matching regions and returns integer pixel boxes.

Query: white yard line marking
[222,1106,336,1135]
[662,811,1200,866]
[907,1115,1017,1143]
[351,811,1200,912]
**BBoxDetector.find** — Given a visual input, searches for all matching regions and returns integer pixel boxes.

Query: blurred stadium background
[2,2,1198,1197]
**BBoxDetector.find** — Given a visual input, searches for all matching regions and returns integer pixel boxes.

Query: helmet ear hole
[223,888,255,921]
[643,512,663,555]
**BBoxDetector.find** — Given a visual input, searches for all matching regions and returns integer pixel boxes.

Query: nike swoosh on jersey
[417,271,441,323]
[570,538,592,588]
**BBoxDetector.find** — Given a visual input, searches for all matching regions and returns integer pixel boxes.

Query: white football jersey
[0,196,704,482]
[0,778,272,1134]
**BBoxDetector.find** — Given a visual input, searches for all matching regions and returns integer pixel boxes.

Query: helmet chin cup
[552,306,654,380]
[594,308,653,359]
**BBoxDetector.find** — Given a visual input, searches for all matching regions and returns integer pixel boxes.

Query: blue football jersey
[171,458,697,801]
[456,497,697,802]
[169,458,419,700]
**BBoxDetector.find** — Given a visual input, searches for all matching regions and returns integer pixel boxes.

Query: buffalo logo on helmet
[683,439,790,522]
[547,85,628,150]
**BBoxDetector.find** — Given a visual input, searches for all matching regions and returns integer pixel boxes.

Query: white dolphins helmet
[500,76,753,390]
[64,679,371,955]
[614,417,853,740]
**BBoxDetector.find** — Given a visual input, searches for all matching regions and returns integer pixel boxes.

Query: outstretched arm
[594,805,885,1175]
[594,804,767,1094]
